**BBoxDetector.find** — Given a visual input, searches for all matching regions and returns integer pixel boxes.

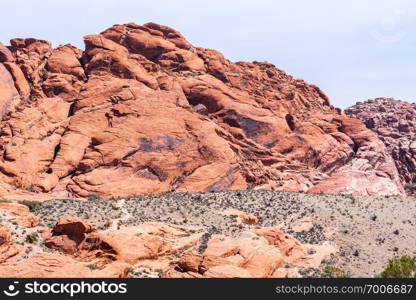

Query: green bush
[404,183,415,190]
[323,265,350,278]
[25,232,38,244]
[25,185,36,192]
[381,256,416,278]
[88,194,101,201]
[19,200,42,212]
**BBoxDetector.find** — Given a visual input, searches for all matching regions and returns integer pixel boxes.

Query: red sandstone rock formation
[168,227,335,278]
[0,252,129,277]
[37,216,335,278]
[0,202,39,227]
[0,23,404,198]
[0,224,24,264]
[345,98,416,194]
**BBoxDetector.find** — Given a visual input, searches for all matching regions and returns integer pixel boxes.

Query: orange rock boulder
[169,226,336,278]
[45,216,94,253]
[0,202,39,227]
[0,224,24,264]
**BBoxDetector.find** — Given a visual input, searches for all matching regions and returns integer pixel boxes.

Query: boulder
[169,226,336,278]
[0,224,24,263]
[52,216,94,237]
[0,203,39,227]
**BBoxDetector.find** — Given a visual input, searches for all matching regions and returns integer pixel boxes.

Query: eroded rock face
[0,23,404,198]
[0,63,20,118]
[0,253,129,278]
[168,228,335,278]
[0,202,39,227]
[345,98,416,194]
[0,224,24,263]
[45,216,94,253]
[40,216,335,278]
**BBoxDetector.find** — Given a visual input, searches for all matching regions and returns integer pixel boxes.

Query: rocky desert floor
[1,22,415,279]
[18,190,413,278]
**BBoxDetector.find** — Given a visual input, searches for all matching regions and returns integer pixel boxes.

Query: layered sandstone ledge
[0,23,404,200]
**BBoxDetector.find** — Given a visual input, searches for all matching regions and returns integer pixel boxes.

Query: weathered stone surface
[45,216,94,253]
[0,252,129,278]
[345,98,416,195]
[39,216,334,278]
[0,23,404,198]
[169,226,336,278]
[0,203,39,227]
[45,220,205,267]
[0,43,14,62]
[0,224,24,263]
[0,224,11,246]
[0,63,20,118]
[3,62,30,100]
[52,216,93,236]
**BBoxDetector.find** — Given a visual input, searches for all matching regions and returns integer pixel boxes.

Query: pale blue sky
[1,0,415,108]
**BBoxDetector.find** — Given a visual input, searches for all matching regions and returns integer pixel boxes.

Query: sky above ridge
[1,0,415,108]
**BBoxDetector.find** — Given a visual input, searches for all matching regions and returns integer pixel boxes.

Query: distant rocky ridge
[345,98,416,194]
[0,23,404,199]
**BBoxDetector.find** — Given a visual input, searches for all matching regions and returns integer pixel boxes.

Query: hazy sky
[1,0,415,108]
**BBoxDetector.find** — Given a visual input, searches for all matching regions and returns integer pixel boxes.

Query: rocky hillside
[1,190,415,278]
[0,23,404,199]
[345,98,416,194]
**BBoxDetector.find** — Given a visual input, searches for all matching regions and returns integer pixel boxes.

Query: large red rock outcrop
[168,226,336,278]
[41,216,335,278]
[0,23,404,198]
[345,98,416,194]
[45,219,205,265]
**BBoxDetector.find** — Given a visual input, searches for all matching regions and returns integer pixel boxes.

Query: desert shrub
[19,200,42,212]
[87,264,103,270]
[110,203,119,210]
[25,232,38,244]
[404,183,416,190]
[381,256,416,278]
[155,269,165,278]
[103,221,112,229]
[323,265,350,278]
[25,186,35,192]
[88,194,101,201]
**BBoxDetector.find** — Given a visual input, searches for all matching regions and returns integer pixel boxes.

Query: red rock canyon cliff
[0,23,404,199]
